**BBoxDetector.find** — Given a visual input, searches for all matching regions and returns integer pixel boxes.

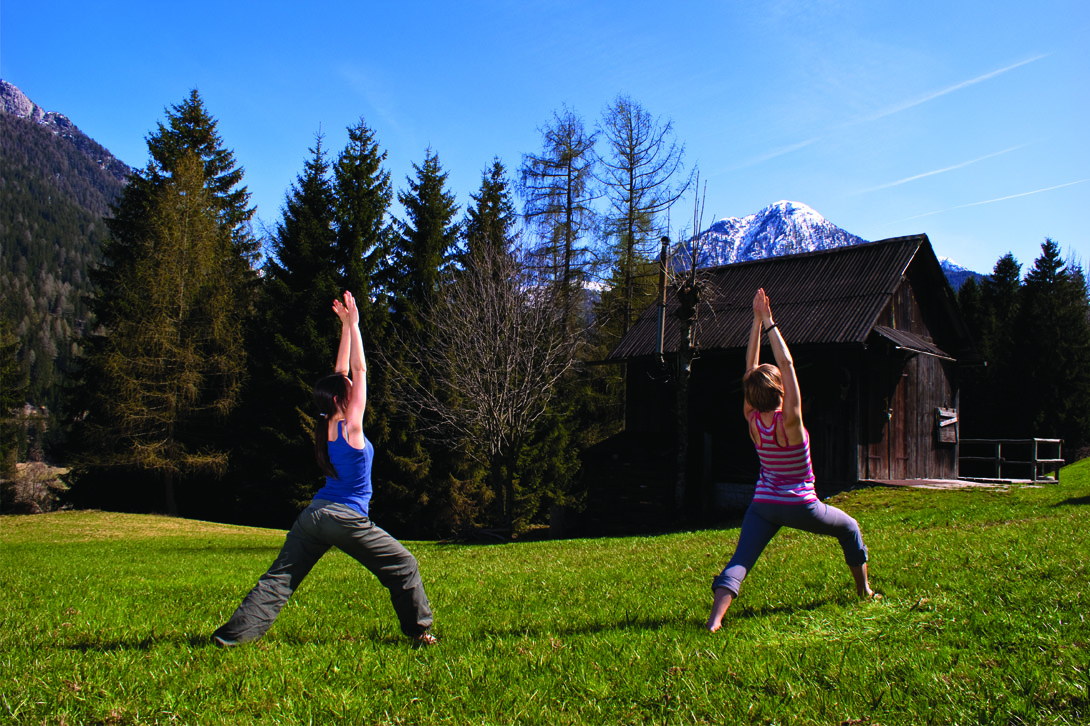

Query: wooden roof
[607,234,977,361]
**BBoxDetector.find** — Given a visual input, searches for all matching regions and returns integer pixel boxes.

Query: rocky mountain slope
[1,80,131,409]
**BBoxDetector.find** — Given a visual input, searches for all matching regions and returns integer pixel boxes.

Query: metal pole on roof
[657,236,670,364]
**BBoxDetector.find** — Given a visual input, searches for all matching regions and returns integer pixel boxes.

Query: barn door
[866,358,889,480]
[866,352,909,480]
[888,366,909,479]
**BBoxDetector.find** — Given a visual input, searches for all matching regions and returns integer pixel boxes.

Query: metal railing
[959,438,1063,482]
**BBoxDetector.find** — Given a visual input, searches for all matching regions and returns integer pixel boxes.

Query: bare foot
[705,588,734,632]
[850,564,876,600]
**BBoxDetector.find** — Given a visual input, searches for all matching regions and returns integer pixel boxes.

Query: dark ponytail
[313,374,349,479]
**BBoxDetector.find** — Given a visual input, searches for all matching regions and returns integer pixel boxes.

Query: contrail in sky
[882,179,1089,225]
[855,145,1028,194]
[724,137,820,172]
[858,55,1048,124]
[721,56,1046,176]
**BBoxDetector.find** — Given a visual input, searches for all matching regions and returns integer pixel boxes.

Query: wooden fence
[959,438,1063,482]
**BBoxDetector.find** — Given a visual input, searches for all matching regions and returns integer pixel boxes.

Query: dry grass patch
[1,509,277,543]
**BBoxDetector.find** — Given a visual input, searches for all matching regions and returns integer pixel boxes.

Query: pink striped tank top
[750,410,818,505]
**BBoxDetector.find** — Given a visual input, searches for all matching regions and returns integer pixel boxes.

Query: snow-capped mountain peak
[676,200,868,269]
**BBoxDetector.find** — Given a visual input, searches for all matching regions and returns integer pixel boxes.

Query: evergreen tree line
[10,88,1084,530]
[44,90,692,536]
[957,241,1090,462]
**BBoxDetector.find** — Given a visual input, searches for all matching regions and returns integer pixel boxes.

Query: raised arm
[332,292,368,446]
[756,289,803,442]
[743,294,764,419]
[333,297,352,376]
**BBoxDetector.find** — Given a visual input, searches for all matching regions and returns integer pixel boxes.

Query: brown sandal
[413,632,438,647]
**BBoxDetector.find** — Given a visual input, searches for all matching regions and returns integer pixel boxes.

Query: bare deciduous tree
[389,242,578,530]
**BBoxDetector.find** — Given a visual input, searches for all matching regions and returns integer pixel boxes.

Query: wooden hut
[597,234,980,517]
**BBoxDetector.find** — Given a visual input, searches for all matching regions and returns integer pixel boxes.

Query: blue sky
[3,0,1087,275]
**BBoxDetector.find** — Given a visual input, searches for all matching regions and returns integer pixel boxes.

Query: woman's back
[751,411,816,505]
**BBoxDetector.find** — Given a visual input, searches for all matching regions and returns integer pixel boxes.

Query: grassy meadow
[2,460,1088,725]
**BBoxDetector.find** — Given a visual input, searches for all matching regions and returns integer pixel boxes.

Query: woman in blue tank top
[213,291,436,647]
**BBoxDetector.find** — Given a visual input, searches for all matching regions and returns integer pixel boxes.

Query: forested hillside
[0,112,128,410]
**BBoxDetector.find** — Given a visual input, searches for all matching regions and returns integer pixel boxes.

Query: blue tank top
[314,421,373,517]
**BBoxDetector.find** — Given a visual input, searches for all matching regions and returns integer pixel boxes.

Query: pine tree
[72,91,253,516]
[956,275,989,437]
[463,158,518,263]
[330,120,425,530]
[1013,239,1090,457]
[144,90,258,264]
[393,149,461,327]
[977,253,1024,437]
[335,119,393,306]
[242,137,342,518]
[379,149,462,533]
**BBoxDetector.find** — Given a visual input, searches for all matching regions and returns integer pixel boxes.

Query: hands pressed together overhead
[333,291,360,327]
[753,288,773,325]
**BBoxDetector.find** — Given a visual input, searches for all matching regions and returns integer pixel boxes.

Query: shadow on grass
[438,518,750,547]
[468,598,830,640]
[66,630,416,652]
[63,598,837,653]
[66,634,216,652]
[731,598,829,620]
[473,616,676,639]
[1054,494,1090,506]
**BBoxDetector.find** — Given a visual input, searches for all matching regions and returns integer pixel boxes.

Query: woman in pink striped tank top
[706,289,878,632]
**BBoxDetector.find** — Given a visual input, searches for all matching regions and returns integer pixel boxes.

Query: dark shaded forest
[0,113,128,412]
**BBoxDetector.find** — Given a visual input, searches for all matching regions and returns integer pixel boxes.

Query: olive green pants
[213,499,433,645]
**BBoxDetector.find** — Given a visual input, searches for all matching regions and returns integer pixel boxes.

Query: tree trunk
[675,322,692,518]
[164,469,178,516]
[490,461,505,528]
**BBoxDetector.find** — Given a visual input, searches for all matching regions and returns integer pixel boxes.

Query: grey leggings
[712,499,868,597]
[213,499,433,645]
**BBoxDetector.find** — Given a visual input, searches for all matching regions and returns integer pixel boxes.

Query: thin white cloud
[857,55,1048,124]
[854,145,1028,194]
[881,179,1090,225]
[719,137,821,174]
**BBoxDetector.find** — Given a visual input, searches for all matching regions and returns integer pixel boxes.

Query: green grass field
[3,460,1088,725]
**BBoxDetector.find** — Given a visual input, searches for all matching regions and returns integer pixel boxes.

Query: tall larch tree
[519,108,598,329]
[76,151,248,515]
[597,95,690,339]
[73,91,253,516]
